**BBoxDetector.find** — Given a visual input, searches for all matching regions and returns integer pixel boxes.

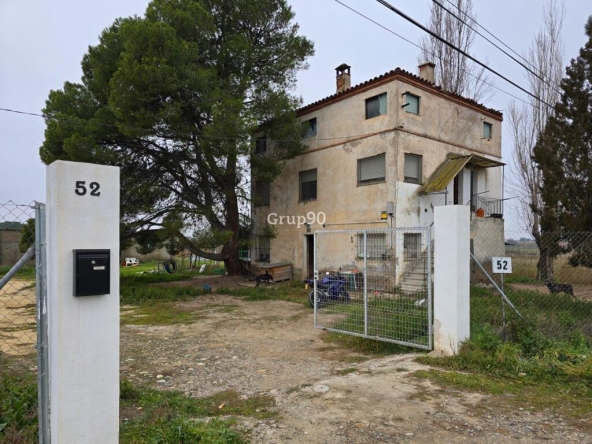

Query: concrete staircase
[399,252,433,294]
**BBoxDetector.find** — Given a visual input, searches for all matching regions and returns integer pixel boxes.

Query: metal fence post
[313,231,317,326]
[35,202,50,444]
[427,227,433,350]
[363,230,368,336]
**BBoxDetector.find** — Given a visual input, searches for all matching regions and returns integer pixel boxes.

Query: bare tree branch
[509,0,565,279]
[419,0,494,103]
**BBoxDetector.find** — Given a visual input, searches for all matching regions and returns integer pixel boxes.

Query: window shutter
[404,154,420,180]
[300,169,317,200]
[300,169,317,183]
[360,154,385,182]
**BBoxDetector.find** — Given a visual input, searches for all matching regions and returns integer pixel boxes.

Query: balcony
[472,196,503,218]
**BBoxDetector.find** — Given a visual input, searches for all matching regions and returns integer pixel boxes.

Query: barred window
[357,233,387,259]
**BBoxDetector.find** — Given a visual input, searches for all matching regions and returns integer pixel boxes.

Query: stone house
[252,63,505,279]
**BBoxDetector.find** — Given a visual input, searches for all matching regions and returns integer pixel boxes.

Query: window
[258,237,270,262]
[358,153,386,184]
[305,118,317,137]
[254,181,270,206]
[255,136,267,153]
[238,246,250,261]
[299,169,317,201]
[403,233,422,261]
[482,121,492,139]
[403,93,420,115]
[357,233,387,259]
[404,153,422,184]
[365,93,387,119]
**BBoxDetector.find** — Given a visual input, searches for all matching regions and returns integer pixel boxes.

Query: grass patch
[120,279,207,305]
[333,367,357,376]
[121,302,202,326]
[216,281,309,306]
[414,286,592,421]
[120,380,275,443]
[120,266,212,325]
[121,261,221,279]
[0,265,36,281]
[314,296,430,355]
[0,324,36,333]
[503,275,542,284]
[323,332,417,355]
[0,366,38,443]
[412,369,592,422]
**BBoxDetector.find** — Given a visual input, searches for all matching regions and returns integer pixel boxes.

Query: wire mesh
[314,227,432,349]
[471,221,592,342]
[0,201,39,443]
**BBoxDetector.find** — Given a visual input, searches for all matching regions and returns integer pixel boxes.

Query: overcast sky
[0,0,590,233]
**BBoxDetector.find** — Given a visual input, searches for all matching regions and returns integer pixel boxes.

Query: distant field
[505,243,592,285]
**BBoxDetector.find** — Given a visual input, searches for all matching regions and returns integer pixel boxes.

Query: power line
[373,0,553,108]
[441,0,559,89]
[332,0,538,110]
[432,0,562,95]
[0,108,44,118]
[1,105,497,145]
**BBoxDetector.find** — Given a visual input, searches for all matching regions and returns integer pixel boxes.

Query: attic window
[305,118,317,137]
[403,93,420,115]
[365,93,387,119]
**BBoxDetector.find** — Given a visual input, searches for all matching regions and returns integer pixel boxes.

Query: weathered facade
[252,64,504,279]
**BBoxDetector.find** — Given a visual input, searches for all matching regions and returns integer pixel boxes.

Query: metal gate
[313,227,432,350]
[0,201,49,443]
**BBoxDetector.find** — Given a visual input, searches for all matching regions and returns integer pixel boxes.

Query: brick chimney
[418,62,436,84]
[335,63,351,93]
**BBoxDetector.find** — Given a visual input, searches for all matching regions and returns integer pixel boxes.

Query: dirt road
[120,294,591,443]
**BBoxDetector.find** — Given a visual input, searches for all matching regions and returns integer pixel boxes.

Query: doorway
[305,234,314,278]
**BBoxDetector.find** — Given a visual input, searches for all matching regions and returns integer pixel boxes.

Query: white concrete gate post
[433,205,470,355]
[47,161,120,443]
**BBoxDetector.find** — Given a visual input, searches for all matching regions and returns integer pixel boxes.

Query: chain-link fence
[313,228,432,350]
[0,201,46,443]
[471,220,592,342]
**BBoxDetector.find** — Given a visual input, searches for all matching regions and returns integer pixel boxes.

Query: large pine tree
[40,0,314,274]
[534,16,592,266]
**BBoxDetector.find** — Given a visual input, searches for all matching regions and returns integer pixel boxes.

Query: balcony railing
[472,196,503,218]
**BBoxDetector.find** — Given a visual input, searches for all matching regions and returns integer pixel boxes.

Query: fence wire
[472,221,592,342]
[0,201,39,443]
[314,228,432,350]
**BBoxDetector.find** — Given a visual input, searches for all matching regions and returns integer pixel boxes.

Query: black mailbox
[73,249,110,296]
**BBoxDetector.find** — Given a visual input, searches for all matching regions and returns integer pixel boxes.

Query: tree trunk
[222,182,244,276]
[534,231,554,280]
